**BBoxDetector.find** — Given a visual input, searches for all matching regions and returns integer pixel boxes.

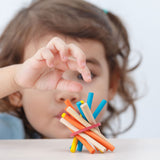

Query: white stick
[80,103,100,132]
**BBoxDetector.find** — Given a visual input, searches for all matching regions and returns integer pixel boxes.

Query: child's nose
[55,92,80,104]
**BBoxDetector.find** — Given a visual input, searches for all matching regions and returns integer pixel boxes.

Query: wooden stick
[93,99,107,119]
[65,99,82,151]
[87,92,94,109]
[65,106,115,151]
[64,99,76,110]
[80,103,100,132]
[60,118,106,152]
[62,113,115,151]
[70,137,78,153]
[75,135,95,154]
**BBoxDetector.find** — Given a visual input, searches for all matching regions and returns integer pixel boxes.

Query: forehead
[24,34,106,61]
[68,38,106,60]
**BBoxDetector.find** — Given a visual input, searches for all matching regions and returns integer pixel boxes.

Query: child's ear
[108,71,119,101]
[8,92,22,107]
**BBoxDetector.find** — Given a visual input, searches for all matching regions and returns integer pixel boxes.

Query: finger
[35,69,63,90]
[56,78,83,92]
[78,65,92,82]
[34,47,55,68]
[68,43,86,68]
[67,60,91,82]
[46,37,68,62]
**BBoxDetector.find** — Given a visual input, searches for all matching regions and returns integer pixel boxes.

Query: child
[0,0,139,138]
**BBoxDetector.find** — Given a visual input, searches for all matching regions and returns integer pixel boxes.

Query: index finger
[68,43,86,69]
[67,59,92,82]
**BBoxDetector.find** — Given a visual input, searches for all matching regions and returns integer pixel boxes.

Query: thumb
[56,79,83,92]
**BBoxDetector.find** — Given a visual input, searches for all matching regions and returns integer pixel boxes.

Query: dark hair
[0,0,140,138]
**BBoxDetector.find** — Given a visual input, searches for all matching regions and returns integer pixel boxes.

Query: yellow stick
[70,137,78,153]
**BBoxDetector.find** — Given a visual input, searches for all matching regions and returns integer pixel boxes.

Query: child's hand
[14,37,91,92]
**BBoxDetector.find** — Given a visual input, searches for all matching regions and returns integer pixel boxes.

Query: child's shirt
[0,113,25,139]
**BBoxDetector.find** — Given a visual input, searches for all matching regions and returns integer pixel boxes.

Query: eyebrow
[86,58,101,67]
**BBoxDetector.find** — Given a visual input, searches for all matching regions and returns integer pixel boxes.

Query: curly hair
[0,0,140,138]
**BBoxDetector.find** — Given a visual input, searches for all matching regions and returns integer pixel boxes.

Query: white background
[0,0,159,138]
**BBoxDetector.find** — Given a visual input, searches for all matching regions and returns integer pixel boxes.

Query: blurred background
[0,0,159,138]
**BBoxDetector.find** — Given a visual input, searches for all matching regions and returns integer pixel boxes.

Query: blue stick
[76,101,87,120]
[87,92,94,109]
[93,99,107,119]
[77,140,83,152]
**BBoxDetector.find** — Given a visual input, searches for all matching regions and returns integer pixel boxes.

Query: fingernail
[81,61,86,68]
[87,75,91,81]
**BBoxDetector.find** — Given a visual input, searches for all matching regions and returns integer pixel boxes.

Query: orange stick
[64,99,83,151]
[74,134,95,154]
[62,113,115,151]
[64,99,76,110]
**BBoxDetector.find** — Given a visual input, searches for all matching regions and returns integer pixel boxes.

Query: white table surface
[0,138,160,160]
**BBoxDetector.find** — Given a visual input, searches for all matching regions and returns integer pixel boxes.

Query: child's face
[20,35,113,138]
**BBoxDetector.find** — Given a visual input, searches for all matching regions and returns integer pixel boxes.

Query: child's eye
[77,72,96,81]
